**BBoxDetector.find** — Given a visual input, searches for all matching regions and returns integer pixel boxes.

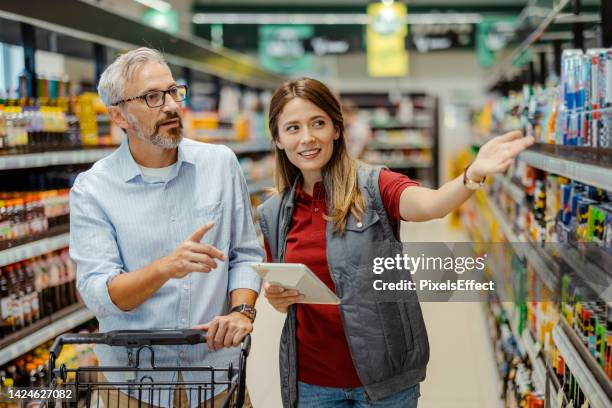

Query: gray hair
[97,47,169,106]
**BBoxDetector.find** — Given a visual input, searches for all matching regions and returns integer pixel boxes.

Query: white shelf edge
[0,306,95,366]
[0,233,70,267]
[368,143,433,150]
[0,148,117,170]
[553,326,611,408]
[521,329,547,393]
[493,174,526,204]
[486,198,558,292]
[519,150,612,191]
[225,142,272,155]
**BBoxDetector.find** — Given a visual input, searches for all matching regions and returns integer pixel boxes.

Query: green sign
[476,17,517,68]
[259,25,314,74]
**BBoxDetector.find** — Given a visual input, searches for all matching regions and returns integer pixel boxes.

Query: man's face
[121,62,184,148]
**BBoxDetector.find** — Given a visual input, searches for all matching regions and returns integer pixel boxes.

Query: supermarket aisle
[402,218,503,408]
[247,216,503,408]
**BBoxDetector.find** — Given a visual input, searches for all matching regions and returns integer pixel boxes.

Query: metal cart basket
[46,330,250,408]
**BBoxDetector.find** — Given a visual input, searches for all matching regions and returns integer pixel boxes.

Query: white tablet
[251,263,341,305]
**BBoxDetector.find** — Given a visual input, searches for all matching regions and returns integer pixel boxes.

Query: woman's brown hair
[268,77,365,235]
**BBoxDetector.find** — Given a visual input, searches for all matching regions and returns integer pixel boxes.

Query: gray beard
[129,114,183,148]
[149,131,183,148]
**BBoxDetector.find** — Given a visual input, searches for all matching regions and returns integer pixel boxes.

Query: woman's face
[275,97,339,179]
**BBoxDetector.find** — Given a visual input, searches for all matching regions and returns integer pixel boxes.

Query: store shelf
[0,304,95,366]
[486,198,560,292]
[520,329,547,394]
[499,301,547,393]
[493,175,526,205]
[367,141,433,150]
[248,178,273,194]
[487,0,571,87]
[0,148,117,170]
[371,122,433,130]
[553,244,612,303]
[0,1,285,89]
[560,316,612,401]
[225,142,272,155]
[0,233,70,267]
[486,196,525,245]
[553,325,611,408]
[518,150,612,191]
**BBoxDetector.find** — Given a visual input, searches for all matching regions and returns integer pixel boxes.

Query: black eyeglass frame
[110,85,188,108]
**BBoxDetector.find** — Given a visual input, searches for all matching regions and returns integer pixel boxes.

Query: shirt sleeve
[378,169,420,225]
[69,178,125,318]
[227,149,264,294]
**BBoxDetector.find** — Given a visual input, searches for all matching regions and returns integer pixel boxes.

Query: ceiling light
[133,0,171,13]
[192,13,482,26]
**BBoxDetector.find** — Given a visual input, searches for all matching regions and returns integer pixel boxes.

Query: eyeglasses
[111,85,188,108]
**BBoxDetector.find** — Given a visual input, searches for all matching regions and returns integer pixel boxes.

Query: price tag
[580,400,589,408]
[565,401,574,408]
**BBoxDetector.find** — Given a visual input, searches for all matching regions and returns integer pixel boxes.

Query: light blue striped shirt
[69,138,263,406]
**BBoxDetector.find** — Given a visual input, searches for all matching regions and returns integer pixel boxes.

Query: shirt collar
[295,179,326,202]
[118,137,195,183]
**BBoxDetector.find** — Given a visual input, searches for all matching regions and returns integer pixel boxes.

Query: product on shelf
[0,91,117,152]
[0,189,70,244]
[0,248,77,337]
[239,154,274,184]
[0,321,98,408]
[475,46,612,150]
[485,301,546,408]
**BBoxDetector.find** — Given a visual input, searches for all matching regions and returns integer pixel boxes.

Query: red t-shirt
[264,170,418,388]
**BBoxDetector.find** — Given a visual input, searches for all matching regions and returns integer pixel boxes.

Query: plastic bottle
[0,105,6,149]
[23,260,39,323]
[15,263,31,327]
[6,265,23,330]
[0,267,12,335]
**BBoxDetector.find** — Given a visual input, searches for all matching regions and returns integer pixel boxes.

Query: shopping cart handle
[50,330,208,357]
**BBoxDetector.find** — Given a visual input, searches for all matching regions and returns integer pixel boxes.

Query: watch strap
[230,304,256,321]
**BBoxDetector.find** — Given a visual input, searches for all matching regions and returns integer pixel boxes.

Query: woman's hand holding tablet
[251,263,341,313]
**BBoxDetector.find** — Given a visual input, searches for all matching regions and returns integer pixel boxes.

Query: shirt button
[314,208,319,212]
[356,222,363,228]
[179,351,185,358]
[181,318,186,324]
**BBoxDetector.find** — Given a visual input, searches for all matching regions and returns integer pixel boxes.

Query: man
[70,47,262,407]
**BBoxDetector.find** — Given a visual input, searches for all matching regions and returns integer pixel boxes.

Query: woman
[258,78,533,408]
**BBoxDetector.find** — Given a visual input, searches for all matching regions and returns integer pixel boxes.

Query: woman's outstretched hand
[467,131,535,180]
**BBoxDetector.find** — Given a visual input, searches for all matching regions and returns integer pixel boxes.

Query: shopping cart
[45,330,250,408]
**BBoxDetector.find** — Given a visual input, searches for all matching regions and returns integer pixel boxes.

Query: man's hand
[157,222,225,279]
[263,282,305,313]
[193,313,253,351]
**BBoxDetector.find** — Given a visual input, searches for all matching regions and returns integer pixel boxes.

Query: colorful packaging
[560,183,573,225]
[601,203,612,255]
[588,205,606,245]
[576,197,596,241]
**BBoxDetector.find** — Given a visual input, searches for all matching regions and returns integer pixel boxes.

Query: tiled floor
[246,216,504,408]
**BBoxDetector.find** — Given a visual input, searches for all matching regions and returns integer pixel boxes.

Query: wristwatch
[230,304,257,322]
[463,165,486,191]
